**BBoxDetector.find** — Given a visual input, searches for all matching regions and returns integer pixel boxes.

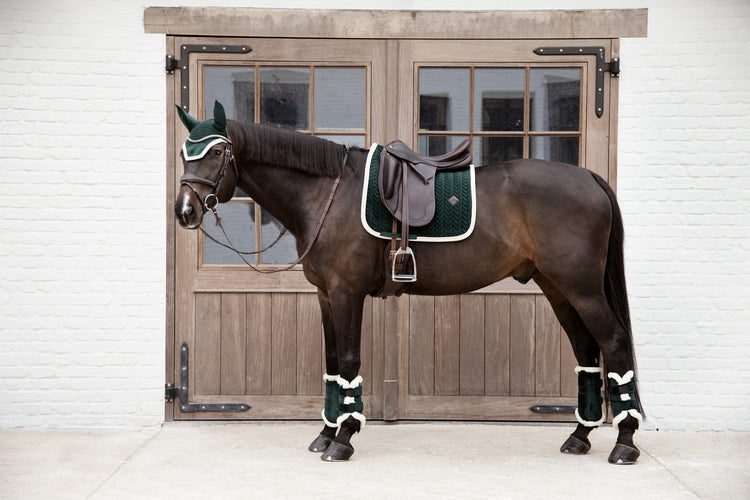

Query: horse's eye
[214,149,222,157]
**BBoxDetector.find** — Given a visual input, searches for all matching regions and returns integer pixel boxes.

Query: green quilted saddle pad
[361,144,476,242]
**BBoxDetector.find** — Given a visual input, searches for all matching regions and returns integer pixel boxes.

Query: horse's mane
[227,120,348,178]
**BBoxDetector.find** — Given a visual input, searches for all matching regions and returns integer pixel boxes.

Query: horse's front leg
[319,288,366,462]
[308,289,341,453]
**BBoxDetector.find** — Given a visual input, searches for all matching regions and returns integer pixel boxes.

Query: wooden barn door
[167,35,620,423]
[388,39,619,421]
[168,37,387,420]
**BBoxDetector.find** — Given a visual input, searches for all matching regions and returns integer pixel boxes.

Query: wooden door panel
[509,295,536,397]
[221,293,246,395]
[534,295,562,397]
[434,295,460,396]
[401,292,577,420]
[296,293,322,396]
[484,294,510,396]
[459,294,485,396]
[271,293,297,395]
[195,293,221,395]
[177,291,379,420]
[245,293,272,394]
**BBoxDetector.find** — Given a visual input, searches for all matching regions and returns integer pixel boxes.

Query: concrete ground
[1,422,748,499]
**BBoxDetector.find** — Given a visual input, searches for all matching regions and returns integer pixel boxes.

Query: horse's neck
[237,163,327,238]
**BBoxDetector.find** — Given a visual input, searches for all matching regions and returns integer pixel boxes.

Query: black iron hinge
[166,44,253,113]
[529,404,577,414]
[165,342,251,413]
[533,46,620,118]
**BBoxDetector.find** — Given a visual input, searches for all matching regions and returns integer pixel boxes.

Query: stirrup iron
[391,247,417,282]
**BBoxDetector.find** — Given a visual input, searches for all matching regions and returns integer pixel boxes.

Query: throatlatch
[608,370,643,430]
[320,374,366,431]
[575,366,605,427]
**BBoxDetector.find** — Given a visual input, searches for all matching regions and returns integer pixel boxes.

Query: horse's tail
[589,172,643,417]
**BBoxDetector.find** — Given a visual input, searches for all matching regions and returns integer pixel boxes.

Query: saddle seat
[379,139,472,227]
[376,138,473,286]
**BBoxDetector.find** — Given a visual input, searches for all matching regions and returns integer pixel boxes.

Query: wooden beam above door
[144,7,647,40]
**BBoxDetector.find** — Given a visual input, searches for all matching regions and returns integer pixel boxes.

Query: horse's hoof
[308,433,333,453]
[321,441,354,462]
[608,443,640,465]
[560,434,591,454]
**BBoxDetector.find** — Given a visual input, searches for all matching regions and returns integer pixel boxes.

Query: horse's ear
[175,105,200,132]
[213,100,227,130]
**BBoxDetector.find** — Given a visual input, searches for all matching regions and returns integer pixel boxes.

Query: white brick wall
[1,0,748,431]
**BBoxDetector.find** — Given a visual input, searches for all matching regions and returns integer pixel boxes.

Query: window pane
[259,209,298,264]
[473,69,525,132]
[260,67,310,130]
[203,202,257,265]
[317,135,366,149]
[530,136,580,166]
[203,66,254,122]
[529,68,581,131]
[473,136,523,166]
[417,135,469,157]
[419,68,470,131]
[314,68,365,131]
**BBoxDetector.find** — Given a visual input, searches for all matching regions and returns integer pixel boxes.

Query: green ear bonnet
[176,101,230,161]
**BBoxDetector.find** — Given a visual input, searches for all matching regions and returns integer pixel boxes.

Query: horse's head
[174,100,238,229]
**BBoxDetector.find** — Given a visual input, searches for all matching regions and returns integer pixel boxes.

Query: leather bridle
[179,137,237,216]
[178,136,348,274]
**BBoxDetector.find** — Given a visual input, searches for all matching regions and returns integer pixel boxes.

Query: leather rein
[179,138,346,274]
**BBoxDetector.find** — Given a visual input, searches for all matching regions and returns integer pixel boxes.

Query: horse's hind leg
[565,292,642,464]
[534,274,603,455]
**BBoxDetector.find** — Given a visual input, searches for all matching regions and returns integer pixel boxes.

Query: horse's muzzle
[174,194,203,229]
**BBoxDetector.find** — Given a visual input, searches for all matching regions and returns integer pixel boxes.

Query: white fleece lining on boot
[575,366,602,374]
[336,375,365,430]
[322,409,338,428]
[612,409,643,430]
[575,409,605,427]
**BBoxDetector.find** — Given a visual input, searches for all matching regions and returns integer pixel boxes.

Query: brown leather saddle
[377,139,472,287]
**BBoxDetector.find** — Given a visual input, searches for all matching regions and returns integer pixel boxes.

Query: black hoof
[608,443,640,465]
[321,441,354,462]
[560,434,591,454]
[308,433,333,453]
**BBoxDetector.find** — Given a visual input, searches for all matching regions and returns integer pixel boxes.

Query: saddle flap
[378,150,437,227]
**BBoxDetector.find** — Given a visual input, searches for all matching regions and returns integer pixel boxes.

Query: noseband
[179,138,238,215]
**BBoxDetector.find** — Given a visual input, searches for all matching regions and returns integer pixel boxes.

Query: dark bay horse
[174,102,643,465]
